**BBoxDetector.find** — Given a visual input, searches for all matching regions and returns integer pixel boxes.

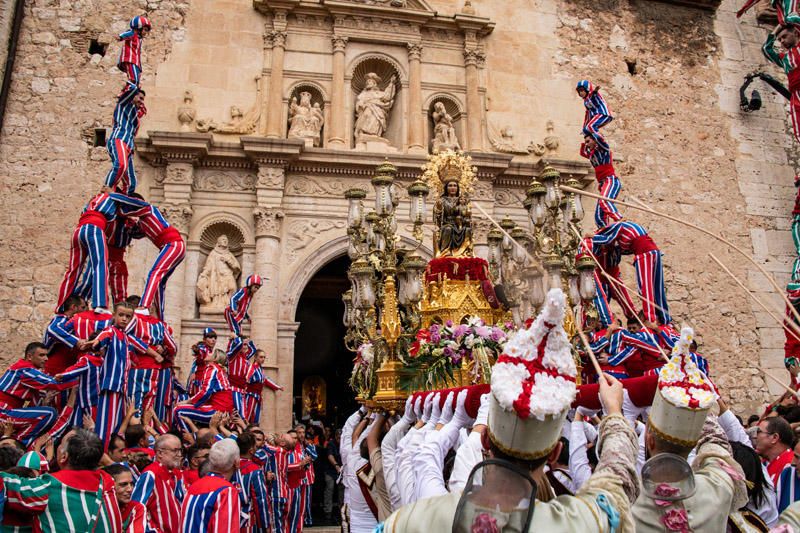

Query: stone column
[327,35,348,148]
[266,12,289,138]
[267,321,300,431]
[259,25,274,135]
[464,47,485,152]
[407,42,425,154]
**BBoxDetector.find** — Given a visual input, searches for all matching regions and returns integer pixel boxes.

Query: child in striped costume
[127,304,177,417]
[227,335,258,419]
[244,349,283,424]
[173,350,234,432]
[576,80,613,137]
[55,333,105,428]
[580,130,622,228]
[107,218,144,305]
[224,275,263,336]
[117,16,151,86]
[104,83,146,195]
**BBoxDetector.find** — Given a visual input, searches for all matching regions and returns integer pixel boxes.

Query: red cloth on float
[425,257,490,283]
[572,374,659,410]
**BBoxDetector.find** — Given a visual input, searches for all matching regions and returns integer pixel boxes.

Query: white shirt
[449,430,484,493]
[380,417,411,511]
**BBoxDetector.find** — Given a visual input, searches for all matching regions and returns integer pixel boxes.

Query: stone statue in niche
[431,101,460,152]
[288,91,324,147]
[196,235,242,313]
[354,72,397,149]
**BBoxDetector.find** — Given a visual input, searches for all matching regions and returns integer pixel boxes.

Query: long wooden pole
[709,253,800,340]
[759,365,800,399]
[561,185,800,327]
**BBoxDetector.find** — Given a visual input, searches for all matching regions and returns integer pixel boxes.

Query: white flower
[491,362,529,409]
[527,373,577,421]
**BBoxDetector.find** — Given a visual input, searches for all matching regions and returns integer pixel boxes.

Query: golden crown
[421,150,477,197]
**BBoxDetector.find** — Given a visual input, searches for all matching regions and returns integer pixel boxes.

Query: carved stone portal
[197,234,242,313]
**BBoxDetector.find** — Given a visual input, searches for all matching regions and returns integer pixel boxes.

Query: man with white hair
[181,438,241,532]
[131,433,184,532]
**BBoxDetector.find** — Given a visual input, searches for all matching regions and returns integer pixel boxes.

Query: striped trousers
[304,484,313,526]
[121,62,141,86]
[232,389,248,421]
[0,406,57,447]
[270,495,288,533]
[96,390,126,452]
[592,270,613,328]
[595,176,622,229]
[224,308,244,336]
[56,223,108,312]
[602,269,637,320]
[104,138,137,194]
[634,250,671,325]
[140,239,186,319]
[154,368,173,425]
[173,405,219,432]
[792,215,800,282]
[108,257,128,306]
[583,114,612,137]
[127,368,158,415]
[244,393,261,424]
[287,486,306,533]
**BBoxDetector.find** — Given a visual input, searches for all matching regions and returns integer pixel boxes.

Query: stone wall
[0,0,795,415]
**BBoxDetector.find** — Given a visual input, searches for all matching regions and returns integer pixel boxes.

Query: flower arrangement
[349,342,376,398]
[402,316,512,390]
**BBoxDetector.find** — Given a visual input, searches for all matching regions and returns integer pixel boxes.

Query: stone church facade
[0,0,795,430]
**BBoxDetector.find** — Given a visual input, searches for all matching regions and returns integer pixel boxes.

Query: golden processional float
[343,151,597,410]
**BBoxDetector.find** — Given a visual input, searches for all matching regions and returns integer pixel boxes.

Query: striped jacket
[592,221,658,255]
[0,360,67,408]
[131,461,184,533]
[58,353,103,409]
[109,84,146,147]
[254,444,289,500]
[226,288,253,326]
[180,473,240,533]
[95,325,148,393]
[188,363,233,412]
[239,459,269,532]
[130,312,177,370]
[1,469,122,533]
[116,202,181,248]
[120,500,154,533]
[226,337,256,389]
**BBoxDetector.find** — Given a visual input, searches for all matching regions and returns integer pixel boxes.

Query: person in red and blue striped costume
[244,349,283,424]
[188,328,218,397]
[605,318,663,377]
[173,349,234,432]
[131,434,185,533]
[586,317,628,381]
[576,80,613,137]
[55,333,105,428]
[104,83,146,195]
[0,342,74,447]
[591,221,671,326]
[237,432,271,533]
[180,438,242,533]
[227,335,258,419]
[90,301,159,452]
[43,296,88,410]
[117,16,151,86]
[580,130,622,229]
[254,434,293,533]
[127,303,177,417]
[117,195,186,320]
[224,275,263,336]
[107,218,145,305]
[55,192,150,314]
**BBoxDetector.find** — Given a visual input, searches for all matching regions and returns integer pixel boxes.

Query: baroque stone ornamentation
[285,176,364,197]
[195,171,256,191]
[159,203,193,235]
[288,91,324,147]
[165,163,193,184]
[177,90,196,132]
[257,167,285,189]
[253,206,285,238]
[286,219,347,263]
[354,72,397,148]
[493,188,525,206]
[196,234,241,313]
[488,125,529,155]
[195,76,262,135]
[543,119,560,154]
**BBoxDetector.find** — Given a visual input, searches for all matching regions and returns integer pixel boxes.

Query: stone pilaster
[157,203,193,336]
[266,321,300,431]
[328,35,348,147]
[259,25,274,135]
[407,42,425,153]
[266,10,289,138]
[463,46,485,152]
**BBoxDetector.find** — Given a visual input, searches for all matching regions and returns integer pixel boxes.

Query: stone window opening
[88,39,108,57]
[625,58,638,76]
[93,128,107,147]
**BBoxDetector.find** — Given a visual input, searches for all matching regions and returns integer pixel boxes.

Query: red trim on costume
[594,163,616,181]
[78,211,108,230]
[153,227,182,248]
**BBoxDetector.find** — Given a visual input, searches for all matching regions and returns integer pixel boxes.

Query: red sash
[210,390,234,412]
[631,235,658,255]
[789,68,800,95]
[153,227,182,248]
[78,211,107,230]
[594,163,616,181]
[45,345,78,375]
[228,375,247,389]
[356,464,379,520]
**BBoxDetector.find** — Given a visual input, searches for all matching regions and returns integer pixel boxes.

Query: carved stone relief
[196,234,242,313]
[159,203,193,234]
[195,76,262,135]
[285,218,347,264]
[194,171,256,192]
[253,206,285,238]
[493,188,525,207]
[257,167,286,189]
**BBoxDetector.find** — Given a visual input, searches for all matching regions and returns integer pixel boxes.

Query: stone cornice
[139,132,592,190]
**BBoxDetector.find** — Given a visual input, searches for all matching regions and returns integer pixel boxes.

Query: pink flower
[471,513,499,533]
[654,483,681,499]
[660,508,690,532]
